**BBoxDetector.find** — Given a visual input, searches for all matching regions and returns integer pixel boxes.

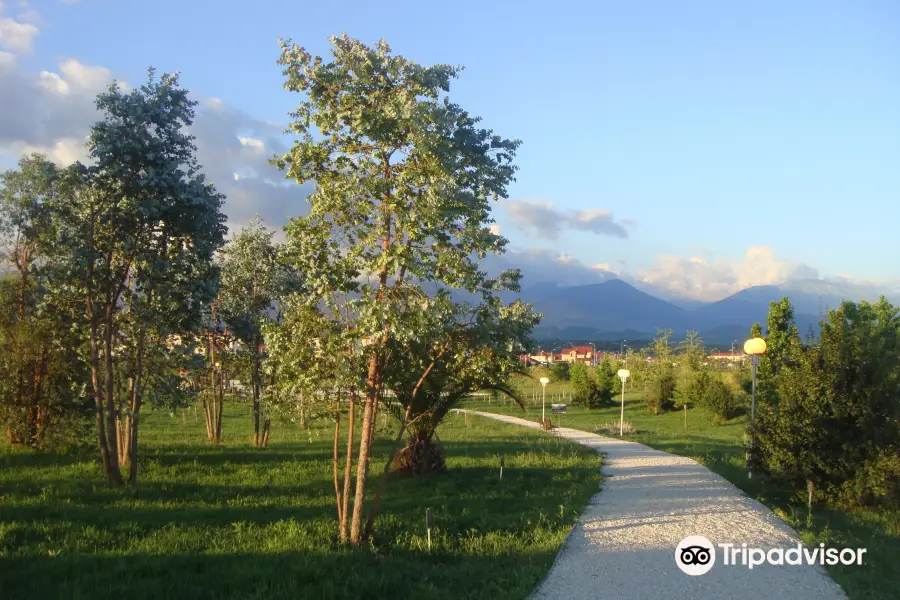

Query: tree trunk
[127,327,147,485]
[340,389,356,543]
[252,347,261,447]
[89,313,118,486]
[349,353,381,544]
[363,402,413,539]
[102,312,124,486]
[261,418,270,448]
[27,344,49,446]
[332,397,342,524]
[205,303,222,443]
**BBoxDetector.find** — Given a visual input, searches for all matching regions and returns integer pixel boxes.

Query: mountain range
[519,278,900,345]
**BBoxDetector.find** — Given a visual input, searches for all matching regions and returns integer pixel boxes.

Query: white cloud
[489,224,501,235]
[503,199,631,240]
[37,69,69,94]
[0,49,15,69]
[58,58,115,94]
[635,246,819,301]
[238,136,264,149]
[0,55,311,235]
[0,14,38,54]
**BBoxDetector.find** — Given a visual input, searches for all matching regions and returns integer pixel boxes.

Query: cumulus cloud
[503,199,631,239]
[635,246,820,301]
[0,53,311,235]
[0,2,39,54]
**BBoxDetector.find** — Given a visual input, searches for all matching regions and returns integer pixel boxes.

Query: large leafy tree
[56,70,227,485]
[218,216,300,447]
[0,155,89,447]
[274,34,523,544]
[751,298,900,507]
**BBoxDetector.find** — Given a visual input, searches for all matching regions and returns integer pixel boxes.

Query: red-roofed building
[560,345,597,365]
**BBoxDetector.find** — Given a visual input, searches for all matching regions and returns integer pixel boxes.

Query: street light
[540,376,550,426]
[744,337,767,479]
[617,369,630,436]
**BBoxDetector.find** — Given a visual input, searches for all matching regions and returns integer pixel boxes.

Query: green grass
[462,386,900,600]
[0,404,602,600]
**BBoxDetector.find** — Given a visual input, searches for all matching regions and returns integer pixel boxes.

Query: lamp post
[617,369,630,436]
[540,376,550,425]
[743,337,767,478]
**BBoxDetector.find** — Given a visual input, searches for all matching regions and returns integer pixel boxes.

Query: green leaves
[751,297,900,507]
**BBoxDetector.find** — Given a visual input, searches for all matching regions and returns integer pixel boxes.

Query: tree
[549,361,570,381]
[569,361,596,407]
[678,330,705,370]
[381,290,535,479]
[595,356,618,405]
[756,297,799,404]
[702,378,736,423]
[55,70,226,485]
[644,329,676,414]
[218,216,299,447]
[751,298,900,508]
[0,155,90,448]
[750,322,763,339]
[273,35,522,544]
[674,368,710,430]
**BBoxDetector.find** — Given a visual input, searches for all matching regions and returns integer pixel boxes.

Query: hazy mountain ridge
[523,278,899,344]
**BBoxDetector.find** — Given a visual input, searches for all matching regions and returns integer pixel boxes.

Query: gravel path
[458,410,846,600]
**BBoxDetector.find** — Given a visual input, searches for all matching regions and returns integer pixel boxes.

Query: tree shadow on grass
[0,547,561,600]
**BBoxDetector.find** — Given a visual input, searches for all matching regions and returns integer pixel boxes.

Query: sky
[1,0,898,301]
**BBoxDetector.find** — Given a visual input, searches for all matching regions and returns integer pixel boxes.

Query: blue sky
[2,0,899,300]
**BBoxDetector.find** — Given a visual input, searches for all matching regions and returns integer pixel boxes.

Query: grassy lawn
[462,380,900,600]
[0,404,602,600]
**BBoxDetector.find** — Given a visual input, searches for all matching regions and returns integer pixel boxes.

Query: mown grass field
[462,377,900,600]
[0,405,602,600]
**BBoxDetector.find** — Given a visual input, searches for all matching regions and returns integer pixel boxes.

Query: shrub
[751,298,900,509]
[838,450,900,509]
[702,379,736,422]
[595,421,635,436]
[549,361,570,381]
[644,371,676,414]
[570,361,612,408]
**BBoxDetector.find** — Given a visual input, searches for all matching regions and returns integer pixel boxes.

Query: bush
[701,379,736,422]
[570,361,612,408]
[751,298,900,509]
[549,361,570,381]
[595,421,635,436]
[644,371,676,414]
[838,450,900,509]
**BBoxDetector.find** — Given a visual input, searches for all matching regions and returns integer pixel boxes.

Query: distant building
[560,345,597,365]
[708,351,745,363]
[522,351,559,365]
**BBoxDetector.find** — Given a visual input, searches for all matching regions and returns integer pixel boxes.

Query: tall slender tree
[274,34,521,544]
[56,70,226,485]
[218,216,299,447]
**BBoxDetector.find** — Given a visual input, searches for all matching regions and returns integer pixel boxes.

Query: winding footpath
[458,410,846,600]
